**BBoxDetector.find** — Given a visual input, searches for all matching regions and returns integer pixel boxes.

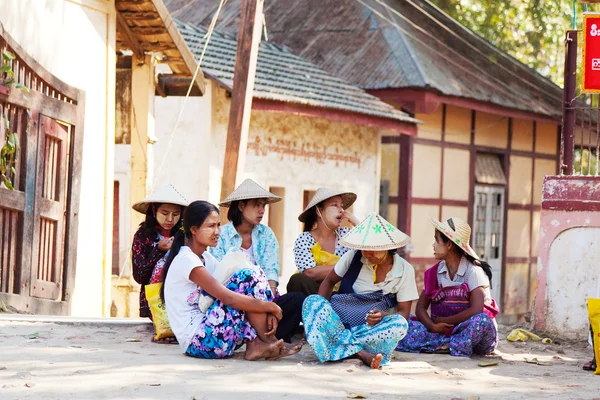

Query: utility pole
[219,0,263,214]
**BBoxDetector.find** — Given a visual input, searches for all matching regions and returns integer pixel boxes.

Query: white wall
[0,0,116,316]
[545,227,600,339]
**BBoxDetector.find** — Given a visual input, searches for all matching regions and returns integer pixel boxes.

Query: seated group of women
[131,179,499,367]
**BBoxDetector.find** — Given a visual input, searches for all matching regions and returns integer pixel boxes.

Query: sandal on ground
[152,336,178,345]
[582,360,597,371]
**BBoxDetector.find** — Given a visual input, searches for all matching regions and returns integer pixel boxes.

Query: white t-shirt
[333,250,419,303]
[164,246,218,353]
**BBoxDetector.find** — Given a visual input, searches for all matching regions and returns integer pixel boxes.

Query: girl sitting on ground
[211,179,305,343]
[162,200,301,360]
[131,184,188,343]
[303,213,418,369]
[288,188,359,295]
[396,217,499,357]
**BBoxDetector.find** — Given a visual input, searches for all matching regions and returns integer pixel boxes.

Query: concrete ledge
[0,314,151,326]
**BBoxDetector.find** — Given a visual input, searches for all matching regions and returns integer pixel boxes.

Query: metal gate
[0,24,85,314]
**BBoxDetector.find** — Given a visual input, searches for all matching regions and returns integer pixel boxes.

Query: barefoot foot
[266,340,304,360]
[357,350,384,369]
[245,339,284,361]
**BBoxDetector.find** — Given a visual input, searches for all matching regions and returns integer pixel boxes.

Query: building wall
[534,176,600,339]
[0,0,116,316]
[383,103,559,316]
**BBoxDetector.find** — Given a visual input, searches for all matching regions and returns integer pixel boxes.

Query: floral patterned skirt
[186,268,273,359]
[395,313,498,357]
[302,295,408,365]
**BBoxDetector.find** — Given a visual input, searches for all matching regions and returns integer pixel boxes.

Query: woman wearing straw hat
[302,213,418,369]
[288,188,360,295]
[210,179,306,343]
[395,217,499,357]
[131,184,188,339]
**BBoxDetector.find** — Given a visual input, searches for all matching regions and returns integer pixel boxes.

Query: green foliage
[431,0,594,86]
[574,147,599,175]
[0,112,19,190]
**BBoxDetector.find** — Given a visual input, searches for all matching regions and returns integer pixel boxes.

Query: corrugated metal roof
[167,0,562,120]
[175,20,418,124]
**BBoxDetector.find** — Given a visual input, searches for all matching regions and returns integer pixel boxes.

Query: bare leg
[246,311,278,343]
[356,350,383,369]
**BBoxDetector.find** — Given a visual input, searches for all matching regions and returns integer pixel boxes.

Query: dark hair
[160,200,219,303]
[227,200,246,227]
[436,230,493,284]
[138,202,184,239]
[302,201,324,232]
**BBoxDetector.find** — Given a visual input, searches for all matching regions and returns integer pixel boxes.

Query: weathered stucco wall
[534,176,600,339]
[0,0,116,316]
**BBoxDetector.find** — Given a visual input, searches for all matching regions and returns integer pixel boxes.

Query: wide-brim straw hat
[219,179,282,207]
[339,212,411,251]
[298,188,357,223]
[132,184,189,214]
[429,216,479,260]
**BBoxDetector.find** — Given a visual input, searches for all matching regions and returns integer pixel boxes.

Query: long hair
[137,202,184,240]
[302,201,324,232]
[160,200,219,303]
[227,200,246,227]
[437,231,493,283]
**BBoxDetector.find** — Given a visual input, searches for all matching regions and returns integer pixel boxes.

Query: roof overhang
[252,99,417,135]
[369,88,561,125]
[116,0,205,95]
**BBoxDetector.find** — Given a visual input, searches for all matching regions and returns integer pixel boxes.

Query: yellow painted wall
[445,105,471,144]
[412,144,441,198]
[531,210,541,256]
[512,119,534,151]
[503,263,529,314]
[533,159,557,205]
[387,203,399,228]
[442,148,470,200]
[410,204,439,258]
[475,112,508,148]
[506,210,531,257]
[381,143,400,196]
[416,107,442,141]
[536,122,558,155]
[508,156,532,205]
[441,205,468,222]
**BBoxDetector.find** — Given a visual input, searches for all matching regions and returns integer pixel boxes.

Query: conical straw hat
[339,212,410,251]
[429,216,479,260]
[298,188,357,223]
[132,184,189,214]
[219,179,282,207]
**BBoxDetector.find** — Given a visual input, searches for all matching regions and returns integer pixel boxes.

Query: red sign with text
[583,14,600,92]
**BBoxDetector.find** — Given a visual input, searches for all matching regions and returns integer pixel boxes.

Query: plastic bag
[145,282,174,340]
[588,298,600,375]
[198,248,262,312]
[506,328,541,342]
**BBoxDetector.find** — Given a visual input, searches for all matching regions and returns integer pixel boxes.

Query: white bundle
[198,248,262,312]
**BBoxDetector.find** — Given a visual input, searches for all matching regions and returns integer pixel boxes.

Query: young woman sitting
[396,217,499,357]
[131,184,188,343]
[288,188,359,295]
[211,179,305,343]
[302,213,418,369]
[162,200,302,360]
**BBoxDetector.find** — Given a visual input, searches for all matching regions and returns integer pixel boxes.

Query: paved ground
[1,316,599,400]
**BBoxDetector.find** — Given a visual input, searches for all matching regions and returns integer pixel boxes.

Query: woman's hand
[265,314,279,337]
[366,309,387,326]
[341,211,360,226]
[430,322,454,334]
[266,302,283,321]
[157,236,174,251]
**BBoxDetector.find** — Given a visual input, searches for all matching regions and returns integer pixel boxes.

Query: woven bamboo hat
[219,179,282,208]
[132,184,189,214]
[298,188,357,223]
[339,212,410,251]
[429,216,479,260]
